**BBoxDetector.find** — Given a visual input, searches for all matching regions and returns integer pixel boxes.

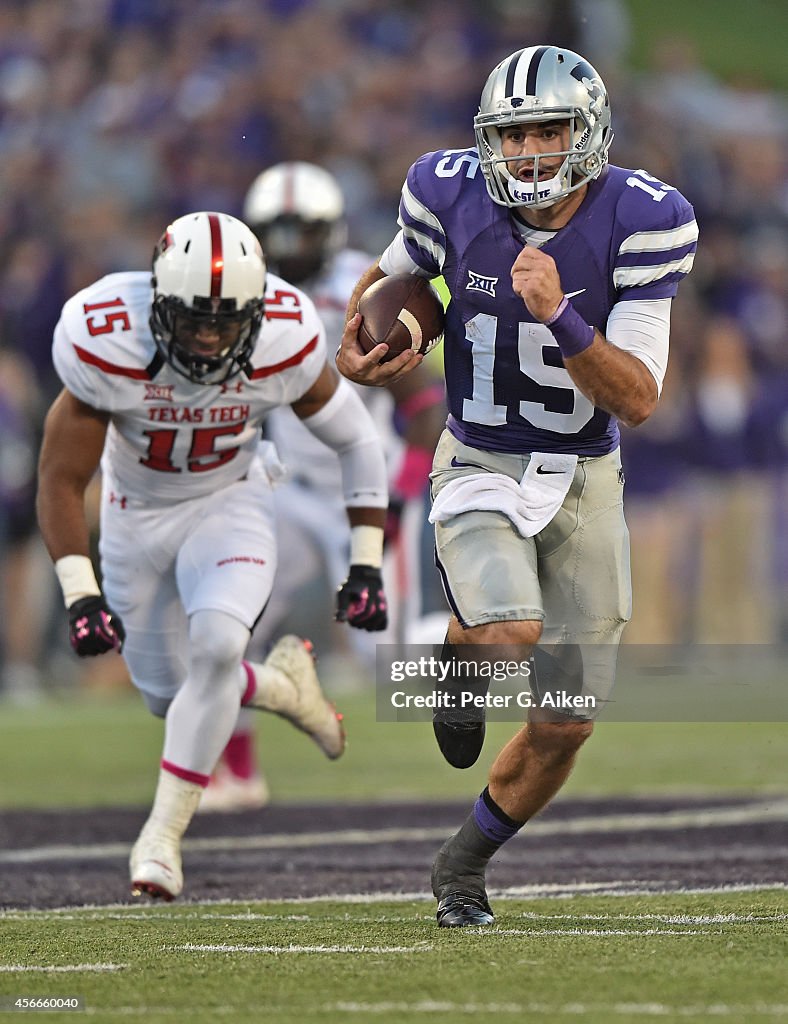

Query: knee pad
[188,610,250,673]
[531,643,613,720]
[141,691,171,719]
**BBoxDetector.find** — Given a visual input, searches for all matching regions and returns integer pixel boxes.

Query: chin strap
[506,170,565,207]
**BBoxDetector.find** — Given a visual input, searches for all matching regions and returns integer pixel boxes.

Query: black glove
[336,565,388,631]
[68,595,126,656]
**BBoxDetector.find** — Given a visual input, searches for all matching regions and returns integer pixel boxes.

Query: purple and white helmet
[474,45,613,210]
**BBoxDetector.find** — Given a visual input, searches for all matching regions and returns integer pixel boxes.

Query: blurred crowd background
[0,0,786,700]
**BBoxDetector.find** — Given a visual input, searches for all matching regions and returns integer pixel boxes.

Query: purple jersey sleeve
[391,156,697,458]
[611,169,698,301]
[397,149,484,276]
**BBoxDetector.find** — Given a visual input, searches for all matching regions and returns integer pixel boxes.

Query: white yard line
[490,880,788,899]
[333,1001,788,1017]
[4,908,782,924]
[2,797,787,866]
[0,880,785,919]
[0,963,126,973]
[488,927,709,936]
[66,1005,788,1019]
[514,911,788,924]
[174,942,432,954]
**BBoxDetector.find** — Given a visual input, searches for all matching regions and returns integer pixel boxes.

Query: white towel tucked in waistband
[429,452,578,538]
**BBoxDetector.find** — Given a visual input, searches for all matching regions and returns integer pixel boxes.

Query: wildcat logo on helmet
[473,45,613,210]
[569,61,605,112]
[466,270,498,297]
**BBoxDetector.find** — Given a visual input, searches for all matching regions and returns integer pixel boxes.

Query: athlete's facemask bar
[150,293,265,384]
[474,46,613,211]
[256,215,337,285]
[475,106,608,210]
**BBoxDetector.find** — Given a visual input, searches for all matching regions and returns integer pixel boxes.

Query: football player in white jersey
[37,211,390,900]
[196,164,446,813]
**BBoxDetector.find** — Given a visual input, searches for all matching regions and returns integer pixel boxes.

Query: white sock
[137,768,204,845]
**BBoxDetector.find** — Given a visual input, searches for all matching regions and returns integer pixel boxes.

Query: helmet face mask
[151,295,263,385]
[474,46,613,210]
[243,162,347,285]
[257,215,339,284]
[150,212,266,384]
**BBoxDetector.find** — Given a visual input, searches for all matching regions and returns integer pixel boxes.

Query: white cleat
[259,636,346,759]
[197,765,271,814]
[129,833,183,901]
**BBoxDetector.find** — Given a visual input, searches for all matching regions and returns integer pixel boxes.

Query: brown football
[357,274,444,363]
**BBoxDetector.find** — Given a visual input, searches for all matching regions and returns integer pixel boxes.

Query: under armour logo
[466,271,498,297]
[220,380,244,394]
[109,491,127,509]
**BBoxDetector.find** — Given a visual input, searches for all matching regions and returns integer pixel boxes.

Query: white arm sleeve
[379,231,434,278]
[606,297,672,396]
[299,379,388,508]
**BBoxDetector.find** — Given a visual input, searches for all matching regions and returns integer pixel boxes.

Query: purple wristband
[545,296,595,358]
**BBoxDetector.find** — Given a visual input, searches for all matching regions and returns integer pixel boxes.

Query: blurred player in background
[37,211,390,900]
[338,45,698,926]
[199,162,447,813]
[0,349,45,703]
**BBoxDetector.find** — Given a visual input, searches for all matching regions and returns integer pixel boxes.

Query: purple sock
[473,787,524,846]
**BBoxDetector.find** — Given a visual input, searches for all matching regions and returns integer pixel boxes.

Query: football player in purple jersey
[337,45,698,927]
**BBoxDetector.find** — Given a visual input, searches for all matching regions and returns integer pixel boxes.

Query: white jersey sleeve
[52,272,157,411]
[249,274,327,405]
[264,254,402,500]
[309,248,377,348]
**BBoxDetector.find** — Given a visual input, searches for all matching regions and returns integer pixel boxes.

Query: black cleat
[432,717,486,769]
[431,832,494,928]
[436,890,495,928]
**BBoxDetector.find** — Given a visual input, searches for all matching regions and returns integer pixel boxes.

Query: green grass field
[626,0,788,91]
[1,684,786,1022]
[1,892,786,1023]
[1,7,784,1020]
[0,687,786,808]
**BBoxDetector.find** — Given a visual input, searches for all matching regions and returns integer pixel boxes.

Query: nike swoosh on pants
[450,456,488,471]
